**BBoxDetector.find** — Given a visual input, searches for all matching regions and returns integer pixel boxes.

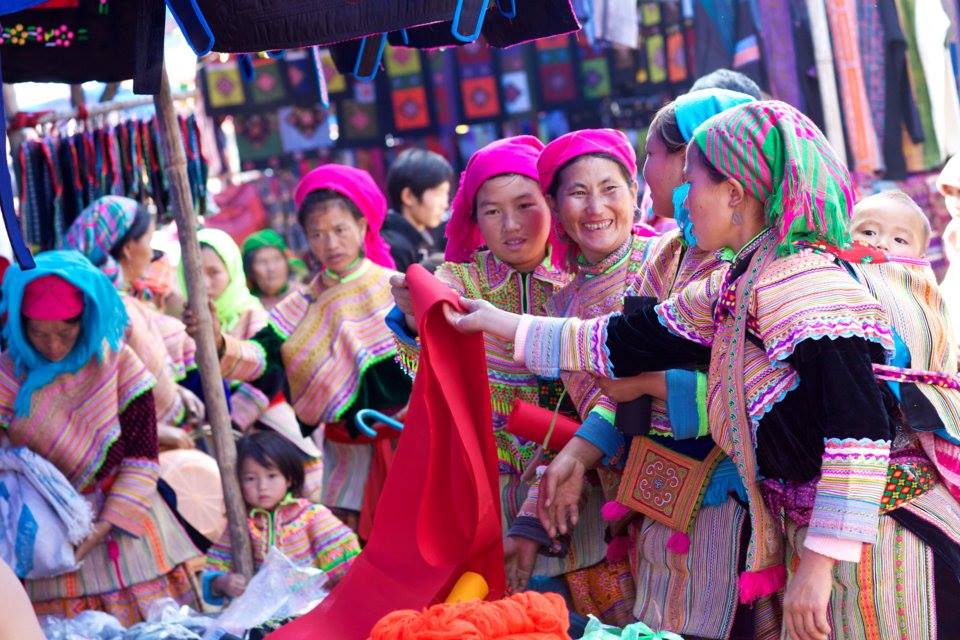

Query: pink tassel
[606,535,630,562]
[601,501,631,522]
[666,531,691,555]
[738,565,787,604]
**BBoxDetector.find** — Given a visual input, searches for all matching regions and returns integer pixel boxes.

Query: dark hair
[648,103,685,154]
[689,69,762,100]
[547,152,634,198]
[297,189,363,230]
[108,204,153,262]
[386,148,454,212]
[236,430,305,497]
[689,143,728,183]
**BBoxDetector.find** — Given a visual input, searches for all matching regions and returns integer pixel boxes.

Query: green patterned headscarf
[692,100,854,255]
[241,229,307,291]
[179,227,265,333]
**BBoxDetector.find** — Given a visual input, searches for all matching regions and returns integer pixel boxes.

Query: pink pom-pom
[666,531,691,555]
[738,565,787,604]
[601,501,631,522]
[606,535,630,562]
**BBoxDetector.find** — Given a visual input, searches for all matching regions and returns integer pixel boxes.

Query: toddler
[203,431,360,604]
[850,190,931,258]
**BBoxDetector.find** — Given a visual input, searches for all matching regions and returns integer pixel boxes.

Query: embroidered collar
[479,248,569,291]
[321,257,369,287]
[577,233,633,279]
[716,228,770,264]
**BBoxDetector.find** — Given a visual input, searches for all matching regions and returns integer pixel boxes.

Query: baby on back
[849,190,931,259]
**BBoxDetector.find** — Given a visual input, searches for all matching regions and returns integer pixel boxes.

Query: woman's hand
[443,297,521,340]
[177,386,206,425]
[537,437,603,538]
[503,536,539,594]
[389,274,418,333]
[74,521,112,562]
[784,548,834,640]
[212,572,248,599]
[182,300,224,353]
[159,425,195,450]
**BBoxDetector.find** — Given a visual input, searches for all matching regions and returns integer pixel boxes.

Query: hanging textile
[15,115,207,251]
[824,0,882,177]
[757,0,804,110]
[914,0,960,161]
[384,46,433,134]
[895,0,941,171]
[804,0,848,166]
[536,35,579,107]
[0,0,164,93]
[457,41,504,121]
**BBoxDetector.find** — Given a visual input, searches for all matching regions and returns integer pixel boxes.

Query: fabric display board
[0,0,165,92]
[14,114,207,251]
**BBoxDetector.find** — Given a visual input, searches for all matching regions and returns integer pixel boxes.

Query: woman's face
[303,204,367,276]
[683,144,737,253]
[474,174,551,273]
[201,246,231,301]
[641,126,685,219]
[119,220,156,283]
[250,246,289,296]
[25,318,81,362]
[552,156,638,264]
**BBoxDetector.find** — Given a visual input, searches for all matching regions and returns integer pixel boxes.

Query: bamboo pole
[153,67,255,578]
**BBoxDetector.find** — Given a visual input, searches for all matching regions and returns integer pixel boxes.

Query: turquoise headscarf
[672,89,757,246]
[1,251,128,416]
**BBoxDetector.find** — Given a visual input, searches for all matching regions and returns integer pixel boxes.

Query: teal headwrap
[672,89,756,246]
[1,251,128,416]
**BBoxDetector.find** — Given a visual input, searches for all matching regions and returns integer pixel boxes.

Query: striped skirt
[630,497,749,639]
[27,488,200,624]
[784,483,960,639]
[321,440,373,512]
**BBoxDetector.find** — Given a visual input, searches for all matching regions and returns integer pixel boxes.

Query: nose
[502,209,522,232]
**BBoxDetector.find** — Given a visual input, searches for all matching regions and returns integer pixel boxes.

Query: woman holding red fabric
[186,165,411,534]
[1,251,199,624]
[386,136,572,592]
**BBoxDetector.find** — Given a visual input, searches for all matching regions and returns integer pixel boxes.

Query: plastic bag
[121,622,202,640]
[145,597,213,637]
[580,615,685,640]
[40,610,125,640]
[203,546,328,639]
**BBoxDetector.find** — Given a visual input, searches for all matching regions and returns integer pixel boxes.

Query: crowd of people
[3,67,960,640]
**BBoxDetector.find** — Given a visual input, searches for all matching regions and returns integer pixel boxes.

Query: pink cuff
[513,314,535,364]
[803,533,863,563]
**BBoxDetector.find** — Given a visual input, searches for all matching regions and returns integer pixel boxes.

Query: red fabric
[506,400,579,451]
[269,264,505,640]
[22,274,84,320]
[208,183,269,246]
[358,438,395,541]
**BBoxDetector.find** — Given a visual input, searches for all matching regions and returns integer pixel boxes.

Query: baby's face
[850,206,927,259]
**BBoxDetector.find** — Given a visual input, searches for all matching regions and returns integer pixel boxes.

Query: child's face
[240,457,291,511]
[850,206,927,259]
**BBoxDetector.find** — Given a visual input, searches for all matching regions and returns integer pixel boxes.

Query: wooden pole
[153,67,255,578]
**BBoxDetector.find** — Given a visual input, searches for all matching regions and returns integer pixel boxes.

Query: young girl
[202,431,360,604]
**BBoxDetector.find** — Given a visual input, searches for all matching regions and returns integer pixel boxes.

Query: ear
[356,217,369,237]
[628,178,640,201]
[725,178,747,210]
[400,186,418,208]
[119,241,133,264]
[545,193,559,215]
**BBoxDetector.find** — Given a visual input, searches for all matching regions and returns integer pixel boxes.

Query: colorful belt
[762,454,937,527]
[873,363,960,391]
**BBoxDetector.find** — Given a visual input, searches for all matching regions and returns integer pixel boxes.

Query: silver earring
[732,211,743,225]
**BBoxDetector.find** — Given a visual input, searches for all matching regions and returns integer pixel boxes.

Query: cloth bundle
[0,446,94,579]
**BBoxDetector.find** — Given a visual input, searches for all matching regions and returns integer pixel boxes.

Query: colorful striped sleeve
[220,334,268,381]
[306,505,361,585]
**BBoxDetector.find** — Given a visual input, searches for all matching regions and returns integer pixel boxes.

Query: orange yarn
[369,591,572,640]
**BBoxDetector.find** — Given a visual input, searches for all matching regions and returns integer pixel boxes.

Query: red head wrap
[536,128,638,194]
[22,275,84,321]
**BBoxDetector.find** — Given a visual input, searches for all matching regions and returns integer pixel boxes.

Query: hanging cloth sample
[270,265,505,640]
[914,0,960,161]
[804,0,848,166]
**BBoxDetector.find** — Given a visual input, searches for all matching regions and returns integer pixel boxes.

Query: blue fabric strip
[665,369,702,440]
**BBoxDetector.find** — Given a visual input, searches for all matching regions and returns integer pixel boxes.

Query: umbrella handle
[354,409,404,437]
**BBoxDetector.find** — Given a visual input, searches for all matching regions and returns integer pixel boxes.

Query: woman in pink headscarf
[387,136,573,591]
[186,164,411,535]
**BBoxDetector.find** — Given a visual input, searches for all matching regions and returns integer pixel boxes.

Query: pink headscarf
[445,136,564,268]
[537,128,638,195]
[294,164,396,269]
[537,129,639,267]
